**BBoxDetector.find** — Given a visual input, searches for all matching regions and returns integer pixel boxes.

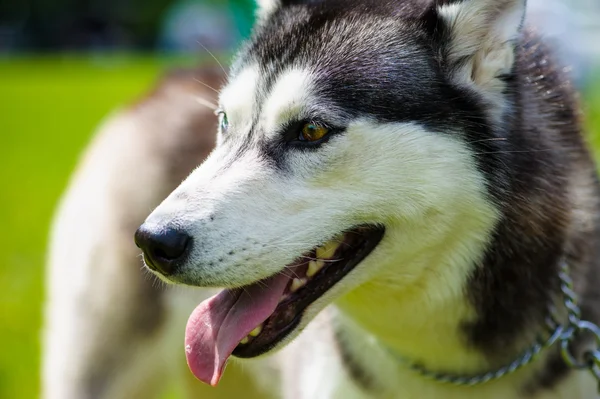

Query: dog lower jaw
[184,225,384,386]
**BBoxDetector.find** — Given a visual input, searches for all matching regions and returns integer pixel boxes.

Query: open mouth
[184,224,385,386]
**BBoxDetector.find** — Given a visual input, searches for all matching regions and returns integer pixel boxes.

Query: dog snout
[134,223,191,276]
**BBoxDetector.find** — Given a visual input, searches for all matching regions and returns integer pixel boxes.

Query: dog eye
[216,110,229,133]
[300,123,329,142]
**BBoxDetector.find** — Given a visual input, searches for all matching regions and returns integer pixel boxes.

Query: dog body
[45,0,600,398]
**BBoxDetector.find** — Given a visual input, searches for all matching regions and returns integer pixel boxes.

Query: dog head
[136,0,525,386]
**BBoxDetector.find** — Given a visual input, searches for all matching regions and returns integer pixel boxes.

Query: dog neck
[330,156,600,397]
[335,224,501,378]
[332,199,574,395]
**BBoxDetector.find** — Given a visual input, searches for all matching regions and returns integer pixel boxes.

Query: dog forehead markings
[220,65,260,126]
[262,68,315,137]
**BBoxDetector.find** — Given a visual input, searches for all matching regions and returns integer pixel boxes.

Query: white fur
[255,0,280,20]
[262,68,315,137]
[219,64,260,143]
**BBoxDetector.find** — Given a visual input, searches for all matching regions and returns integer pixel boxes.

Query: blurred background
[0,0,599,398]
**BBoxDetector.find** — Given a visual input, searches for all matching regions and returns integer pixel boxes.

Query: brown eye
[300,123,329,142]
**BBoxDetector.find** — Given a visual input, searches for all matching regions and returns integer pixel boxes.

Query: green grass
[586,79,600,155]
[0,56,598,399]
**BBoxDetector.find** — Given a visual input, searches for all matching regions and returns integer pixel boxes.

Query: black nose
[134,224,191,276]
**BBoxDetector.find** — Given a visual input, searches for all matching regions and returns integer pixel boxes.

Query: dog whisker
[194,95,218,111]
[280,268,302,280]
[474,147,580,155]
[196,40,229,80]
[193,78,220,94]
[298,255,343,263]
[467,137,508,144]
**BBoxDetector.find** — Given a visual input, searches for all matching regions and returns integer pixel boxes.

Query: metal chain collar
[403,259,600,390]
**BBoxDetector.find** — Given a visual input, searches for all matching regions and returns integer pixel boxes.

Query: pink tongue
[185,273,292,386]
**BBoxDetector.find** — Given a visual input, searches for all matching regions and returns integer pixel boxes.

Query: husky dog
[133,0,600,398]
[44,1,600,399]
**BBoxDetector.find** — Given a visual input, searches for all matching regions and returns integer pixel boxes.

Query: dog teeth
[290,278,307,292]
[239,324,264,345]
[249,325,263,337]
[307,260,325,277]
[316,240,340,259]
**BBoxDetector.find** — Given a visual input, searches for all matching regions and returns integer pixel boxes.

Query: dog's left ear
[429,0,526,92]
[256,0,279,18]
[255,0,321,20]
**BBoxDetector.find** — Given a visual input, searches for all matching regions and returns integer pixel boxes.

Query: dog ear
[255,0,280,18]
[432,0,527,91]
[255,0,320,20]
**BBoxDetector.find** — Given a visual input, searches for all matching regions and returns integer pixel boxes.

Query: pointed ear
[255,0,321,20]
[255,0,280,19]
[435,0,527,91]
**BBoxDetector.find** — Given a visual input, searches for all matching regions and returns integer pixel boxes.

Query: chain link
[402,258,600,391]
[557,259,600,391]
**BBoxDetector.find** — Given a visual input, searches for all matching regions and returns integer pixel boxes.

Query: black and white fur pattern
[44,0,600,398]
[141,0,600,397]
